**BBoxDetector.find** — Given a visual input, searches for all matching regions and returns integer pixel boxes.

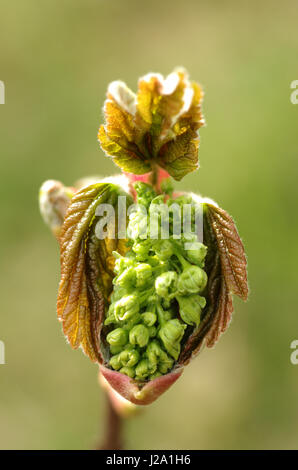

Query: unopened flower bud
[146,340,174,374]
[114,266,136,288]
[152,345,174,374]
[185,242,207,266]
[110,286,129,304]
[129,324,150,348]
[146,340,161,363]
[148,326,157,337]
[122,313,142,331]
[113,252,135,275]
[127,207,148,240]
[177,265,207,295]
[135,263,153,287]
[109,344,123,355]
[107,328,128,348]
[119,347,140,368]
[141,311,157,327]
[154,240,174,261]
[155,271,178,300]
[158,319,186,360]
[158,351,174,374]
[114,295,139,322]
[135,358,156,380]
[109,354,122,370]
[176,294,206,326]
[132,239,152,261]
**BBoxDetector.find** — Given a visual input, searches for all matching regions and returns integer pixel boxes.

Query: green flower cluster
[104,182,208,381]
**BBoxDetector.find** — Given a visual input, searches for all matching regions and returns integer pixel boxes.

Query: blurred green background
[0,0,298,450]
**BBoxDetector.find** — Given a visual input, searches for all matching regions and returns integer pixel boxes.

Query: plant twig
[96,392,124,450]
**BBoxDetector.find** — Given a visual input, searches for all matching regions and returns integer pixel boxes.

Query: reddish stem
[97,393,124,450]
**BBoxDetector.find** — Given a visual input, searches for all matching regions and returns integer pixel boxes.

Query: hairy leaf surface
[98,70,204,180]
[57,183,132,362]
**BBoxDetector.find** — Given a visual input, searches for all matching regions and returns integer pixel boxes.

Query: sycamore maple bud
[109,286,129,305]
[129,324,150,348]
[121,313,142,331]
[135,263,153,287]
[132,239,152,261]
[114,266,136,288]
[46,70,248,407]
[127,207,148,240]
[141,311,157,327]
[135,359,156,380]
[146,340,173,374]
[109,344,123,355]
[109,354,122,370]
[107,328,128,348]
[185,241,207,266]
[114,295,139,322]
[176,294,206,326]
[158,319,186,360]
[158,356,174,374]
[119,345,140,368]
[113,252,135,275]
[148,326,157,337]
[146,340,162,365]
[177,265,208,295]
[154,240,174,261]
[155,272,178,300]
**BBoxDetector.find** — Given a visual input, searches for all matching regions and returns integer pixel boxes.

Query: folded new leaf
[57,183,132,362]
[98,69,204,181]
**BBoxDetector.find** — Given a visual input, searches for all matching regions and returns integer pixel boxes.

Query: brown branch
[96,392,124,450]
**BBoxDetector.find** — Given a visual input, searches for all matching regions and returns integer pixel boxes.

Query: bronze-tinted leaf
[98,69,205,180]
[98,98,151,175]
[57,183,132,362]
[157,128,199,181]
[206,203,248,301]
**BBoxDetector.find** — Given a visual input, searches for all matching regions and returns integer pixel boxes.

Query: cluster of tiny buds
[104,183,208,381]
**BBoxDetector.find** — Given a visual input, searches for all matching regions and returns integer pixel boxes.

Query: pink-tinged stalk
[100,364,184,405]
[125,169,170,197]
[99,372,141,417]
